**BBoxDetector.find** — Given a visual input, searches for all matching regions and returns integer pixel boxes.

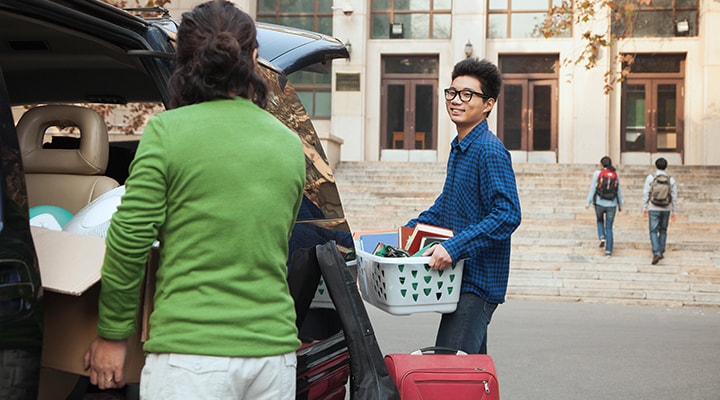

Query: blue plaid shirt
[407,120,522,304]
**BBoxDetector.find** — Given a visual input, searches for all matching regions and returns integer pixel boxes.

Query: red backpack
[595,169,618,201]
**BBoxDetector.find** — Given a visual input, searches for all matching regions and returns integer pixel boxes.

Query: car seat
[16,105,120,214]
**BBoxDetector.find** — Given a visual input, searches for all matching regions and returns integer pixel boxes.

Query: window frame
[487,0,571,39]
[257,0,335,119]
[370,0,453,39]
[611,0,699,38]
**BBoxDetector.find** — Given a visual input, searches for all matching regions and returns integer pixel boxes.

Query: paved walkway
[367,300,720,400]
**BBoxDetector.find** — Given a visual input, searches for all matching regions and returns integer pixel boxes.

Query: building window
[371,0,452,39]
[612,0,698,37]
[257,0,334,119]
[289,71,332,118]
[488,0,570,39]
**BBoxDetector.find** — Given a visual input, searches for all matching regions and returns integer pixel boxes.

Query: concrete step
[334,161,720,308]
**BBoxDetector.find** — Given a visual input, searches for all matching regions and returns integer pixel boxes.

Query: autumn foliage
[88,0,174,134]
[542,0,653,93]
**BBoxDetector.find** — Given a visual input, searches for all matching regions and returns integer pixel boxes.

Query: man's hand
[423,244,453,270]
[83,336,128,389]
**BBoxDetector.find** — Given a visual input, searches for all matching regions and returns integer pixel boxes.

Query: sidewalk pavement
[366,299,720,400]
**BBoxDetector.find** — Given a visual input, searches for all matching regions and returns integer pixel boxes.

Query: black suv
[0,1,352,399]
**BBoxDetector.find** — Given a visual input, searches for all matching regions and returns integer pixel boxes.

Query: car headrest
[16,105,109,175]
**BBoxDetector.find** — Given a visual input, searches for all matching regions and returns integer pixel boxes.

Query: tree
[102,0,172,9]
[541,0,653,94]
[87,0,173,134]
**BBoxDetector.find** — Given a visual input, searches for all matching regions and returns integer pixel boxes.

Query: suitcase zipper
[483,380,490,393]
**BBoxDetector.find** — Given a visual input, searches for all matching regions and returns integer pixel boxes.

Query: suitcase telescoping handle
[410,346,468,356]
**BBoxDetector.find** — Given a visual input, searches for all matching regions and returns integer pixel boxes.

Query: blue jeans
[594,205,617,253]
[648,210,670,255]
[435,292,497,354]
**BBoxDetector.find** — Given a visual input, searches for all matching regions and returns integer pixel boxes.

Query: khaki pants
[140,351,296,399]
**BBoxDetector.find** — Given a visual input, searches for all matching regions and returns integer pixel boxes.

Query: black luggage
[315,241,400,400]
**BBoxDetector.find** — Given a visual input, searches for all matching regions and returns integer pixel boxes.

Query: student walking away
[585,156,623,257]
[405,58,522,355]
[83,2,305,398]
[642,157,678,265]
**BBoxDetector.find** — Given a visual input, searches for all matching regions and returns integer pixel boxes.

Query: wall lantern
[331,1,354,16]
[675,19,690,36]
[389,23,404,39]
[464,40,474,58]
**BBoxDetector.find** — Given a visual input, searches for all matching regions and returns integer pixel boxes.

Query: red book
[403,223,453,254]
[399,226,414,251]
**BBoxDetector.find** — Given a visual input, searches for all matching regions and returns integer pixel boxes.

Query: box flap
[31,226,106,296]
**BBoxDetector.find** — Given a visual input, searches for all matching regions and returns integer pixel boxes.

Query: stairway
[334,162,720,307]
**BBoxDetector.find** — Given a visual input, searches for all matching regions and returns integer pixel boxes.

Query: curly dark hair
[168,0,268,109]
[451,57,502,101]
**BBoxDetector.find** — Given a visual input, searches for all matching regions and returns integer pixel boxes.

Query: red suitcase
[384,348,500,400]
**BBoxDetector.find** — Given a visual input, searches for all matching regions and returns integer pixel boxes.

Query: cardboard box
[32,227,153,393]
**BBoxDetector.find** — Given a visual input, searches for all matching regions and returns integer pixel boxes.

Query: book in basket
[404,223,453,254]
[353,228,400,251]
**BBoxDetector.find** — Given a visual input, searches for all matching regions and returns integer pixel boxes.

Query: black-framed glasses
[443,87,490,103]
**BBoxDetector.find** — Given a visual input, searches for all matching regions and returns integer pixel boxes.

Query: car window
[0,165,4,234]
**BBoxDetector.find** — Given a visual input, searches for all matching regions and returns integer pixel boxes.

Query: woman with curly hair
[84,1,305,398]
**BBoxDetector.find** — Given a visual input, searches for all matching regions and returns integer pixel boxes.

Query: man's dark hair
[451,58,502,100]
[655,157,668,170]
[168,0,268,109]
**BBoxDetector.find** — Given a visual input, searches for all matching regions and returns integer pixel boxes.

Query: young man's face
[445,75,495,136]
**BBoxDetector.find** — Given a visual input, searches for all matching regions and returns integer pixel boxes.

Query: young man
[405,58,522,354]
[642,157,678,265]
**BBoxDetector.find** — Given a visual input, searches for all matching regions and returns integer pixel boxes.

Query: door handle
[528,110,533,131]
[651,109,656,130]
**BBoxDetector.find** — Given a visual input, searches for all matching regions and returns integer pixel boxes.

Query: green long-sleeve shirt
[97,97,304,357]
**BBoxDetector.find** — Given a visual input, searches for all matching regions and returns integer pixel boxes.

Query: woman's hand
[83,336,129,389]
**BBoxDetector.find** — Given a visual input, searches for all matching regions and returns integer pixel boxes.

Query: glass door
[499,79,557,151]
[622,79,683,153]
[500,81,526,150]
[623,83,647,151]
[656,82,681,151]
[382,80,437,150]
[529,80,556,151]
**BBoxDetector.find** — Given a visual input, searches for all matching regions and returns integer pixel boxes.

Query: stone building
[166,1,720,166]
